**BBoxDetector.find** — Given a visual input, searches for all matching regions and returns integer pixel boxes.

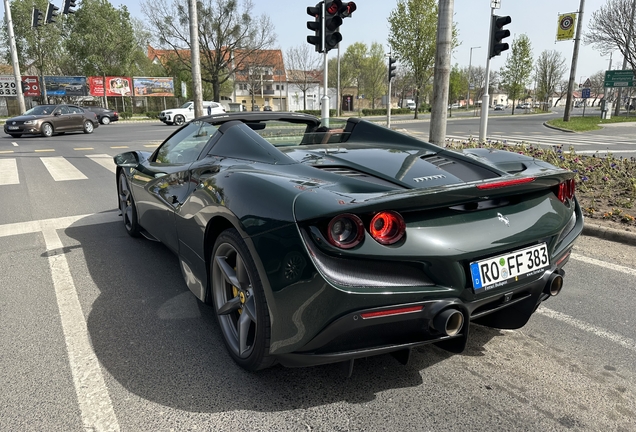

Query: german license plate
[470,243,549,291]
[8,126,19,130]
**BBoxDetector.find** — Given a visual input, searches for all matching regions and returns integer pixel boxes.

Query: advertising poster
[556,13,577,42]
[88,76,133,97]
[44,76,88,96]
[133,77,174,97]
[0,76,41,97]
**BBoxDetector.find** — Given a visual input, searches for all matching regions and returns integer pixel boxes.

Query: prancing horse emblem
[497,213,510,227]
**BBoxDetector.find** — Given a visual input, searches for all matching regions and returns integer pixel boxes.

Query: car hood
[281,144,499,189]
[7,114,47,122]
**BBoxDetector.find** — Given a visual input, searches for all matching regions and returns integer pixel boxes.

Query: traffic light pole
[479,7,495,142]
[3,0,26,113]
[321,2,330,128]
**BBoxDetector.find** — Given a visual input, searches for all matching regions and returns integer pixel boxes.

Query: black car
[83,106,119,125]
[114,112,582,373]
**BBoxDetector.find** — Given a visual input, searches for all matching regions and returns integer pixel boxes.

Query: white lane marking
[0,158,20,185]
[575,150,636,155]
[571,253,636,276]
[40,156,88,181]
[536,307,636,353]
[12,141,18,146]
[41,228,120,432]
[86,154,116,174]
[0,212,120,239]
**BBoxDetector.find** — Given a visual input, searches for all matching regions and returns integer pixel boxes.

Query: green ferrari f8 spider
[114,112,582,372]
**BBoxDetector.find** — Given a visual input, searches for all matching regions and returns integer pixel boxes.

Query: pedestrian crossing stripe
[86,154,116,174]
[0,159,19,185]
[41,157,88,181]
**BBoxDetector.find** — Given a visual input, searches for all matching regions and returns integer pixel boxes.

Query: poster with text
[44,76,88,96]
[89,76,133,97]
[132,77,174,97]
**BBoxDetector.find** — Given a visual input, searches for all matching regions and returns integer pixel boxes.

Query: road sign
[0,76,19,97]
[582,88,591,99]
[22,76,41,97]
[583,78,591,88]
[604,70,634,88]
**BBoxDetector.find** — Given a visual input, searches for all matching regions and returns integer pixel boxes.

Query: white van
[159,101,225,126]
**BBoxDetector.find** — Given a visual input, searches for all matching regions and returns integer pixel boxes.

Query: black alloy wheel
[174,115,185,126]
[211,229,274,371]
[118,172,140,237]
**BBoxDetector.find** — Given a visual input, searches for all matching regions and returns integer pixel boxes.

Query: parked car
[114,112,582,372]
[83,106,119,125]
[263,106,272,111]
[494,104,504,111]
[3,104,99,138]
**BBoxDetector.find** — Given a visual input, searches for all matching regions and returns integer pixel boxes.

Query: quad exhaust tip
[433,309,464,337]
[546,273,564,297]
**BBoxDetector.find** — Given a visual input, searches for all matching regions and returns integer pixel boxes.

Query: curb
[543,121,575,133]
[582,222,636,246]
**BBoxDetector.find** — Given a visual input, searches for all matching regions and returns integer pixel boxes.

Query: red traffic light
[339,1,356,18]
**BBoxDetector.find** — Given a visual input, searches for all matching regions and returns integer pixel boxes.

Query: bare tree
[142,0,276,101]
[285,45,321,110]
[553,80,570,107]
[589,70,606,106]
[534,50,567,109]
[585,0,636,71]
[471,66,499,102]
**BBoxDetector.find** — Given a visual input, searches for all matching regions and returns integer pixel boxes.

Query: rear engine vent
[421,153,499,182]
[421,154,456,168]
[312,166,403,189]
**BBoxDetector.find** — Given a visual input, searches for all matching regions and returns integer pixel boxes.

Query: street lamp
[467,46,480,112]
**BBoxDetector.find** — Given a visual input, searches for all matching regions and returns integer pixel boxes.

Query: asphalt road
[1,122,635,431]
[390,107,636,158]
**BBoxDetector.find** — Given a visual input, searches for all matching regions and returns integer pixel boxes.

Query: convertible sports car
[114,112,582,372]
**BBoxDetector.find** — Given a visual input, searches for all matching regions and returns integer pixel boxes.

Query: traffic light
[20,81,27,93]
[32,7,44,27]
[388,57,397,81]
[489,15,512,59]
[324,1,344,52]
[307,4,323,52]
[63,0,77,14]
[46,2,60,24]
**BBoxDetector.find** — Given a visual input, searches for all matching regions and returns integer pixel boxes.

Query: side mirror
[113,151,140,168]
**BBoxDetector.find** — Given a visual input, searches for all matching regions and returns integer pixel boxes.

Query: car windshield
[24,105,56,115]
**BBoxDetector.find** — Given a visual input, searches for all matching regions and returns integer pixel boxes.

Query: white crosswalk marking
[0,159,20,185]
[86,154,117,174]
[40,157,88,181]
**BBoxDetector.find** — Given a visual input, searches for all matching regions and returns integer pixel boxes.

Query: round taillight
[327,214,364,249]
[370,211,406,245]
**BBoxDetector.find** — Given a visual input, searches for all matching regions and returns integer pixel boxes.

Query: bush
[145,111,160,119]
[120,111,133,120]
[296,109,336,117]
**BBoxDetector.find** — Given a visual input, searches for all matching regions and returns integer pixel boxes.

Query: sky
[121,0,614,84]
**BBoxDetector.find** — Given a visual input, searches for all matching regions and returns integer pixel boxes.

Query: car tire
[83,120,94,134]
[101,116,111,125]
[118,172,141,237]
[211,229,275,371]
[41,123,53,137]
[9,134,22,138]
[174,115,185,126]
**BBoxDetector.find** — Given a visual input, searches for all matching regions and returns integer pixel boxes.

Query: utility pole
[189,0,203,118]
[563,0,586,122]
[429,0,454,146]
[467,46,480,115]
[3,0,26,113]
[614,0,636,117]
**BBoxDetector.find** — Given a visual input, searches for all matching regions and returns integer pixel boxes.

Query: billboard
[133,77,174,97]
[88,76,133,97]
[44,76,88,96]
[0,75,41,97]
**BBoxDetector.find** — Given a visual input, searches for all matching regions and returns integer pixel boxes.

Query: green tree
[534,50,567,110]
[388,0,450,119]
[64,0,137,76]
[500,34,533,115]
[143,0,276,101]
[364,43,388,109]
[448,64,465,115]
[1,0,65,79]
